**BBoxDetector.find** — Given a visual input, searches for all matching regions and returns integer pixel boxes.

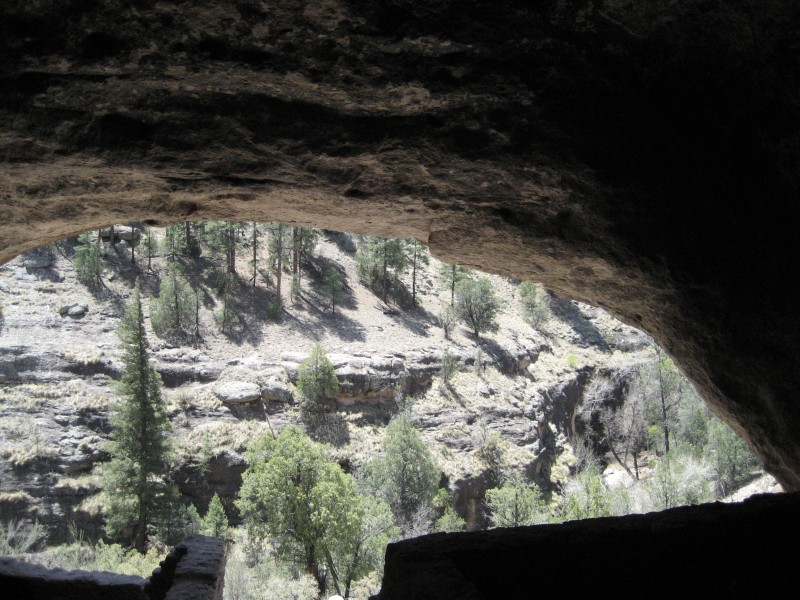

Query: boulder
[212,382,261,404]
[261,377,293,402]
[23,255,53,269]
[67,305,87,318]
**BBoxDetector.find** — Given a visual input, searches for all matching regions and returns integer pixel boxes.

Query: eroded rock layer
[1,1,800,489]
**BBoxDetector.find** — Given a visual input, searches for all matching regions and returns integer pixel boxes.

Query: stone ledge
[373,492,800,600]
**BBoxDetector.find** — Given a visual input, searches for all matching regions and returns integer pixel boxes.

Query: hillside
[0,224,774,551]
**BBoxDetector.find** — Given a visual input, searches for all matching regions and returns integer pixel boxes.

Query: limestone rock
[212,382,261,404]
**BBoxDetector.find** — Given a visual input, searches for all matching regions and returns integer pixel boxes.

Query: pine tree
[103,288,172,553]
[323,263,346,315]
[150,265,196,339]
[406,239,429,308]
[438,263,471,306]
[357,236,408,303]
[268,222,291,305]
[74,232,103,284]
[200,493,229,539]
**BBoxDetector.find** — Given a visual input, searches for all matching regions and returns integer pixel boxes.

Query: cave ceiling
[1,0,799,489]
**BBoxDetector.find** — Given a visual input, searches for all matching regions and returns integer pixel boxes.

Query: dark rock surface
[373,492,800,600]
[0,1,799,494]
[0,557,147,600]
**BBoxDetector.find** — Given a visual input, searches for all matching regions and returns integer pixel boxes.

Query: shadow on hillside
[307,256,358,312]
[387,304,436,337]
[283,299,367,343]
[549,294,611,351]
[480,337,519,375]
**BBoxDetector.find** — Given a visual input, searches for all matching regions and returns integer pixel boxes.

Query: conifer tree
[406,239,429,308]
[75,232,103,284]
[103,288,172,553]
[357,236,408,303]
[438,263,471,306]
[200,493,229,539]
[150,265,196,339]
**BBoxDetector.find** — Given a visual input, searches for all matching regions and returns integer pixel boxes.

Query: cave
[1,1,799,598]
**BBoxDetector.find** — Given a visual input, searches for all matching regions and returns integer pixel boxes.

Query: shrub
[518,281,552,330]
[438,305,456,339]
[440,348,459,385]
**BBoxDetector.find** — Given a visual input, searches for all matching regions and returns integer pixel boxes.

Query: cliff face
[1,1,799,490]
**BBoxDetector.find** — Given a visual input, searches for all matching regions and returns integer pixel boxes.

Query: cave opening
[0,222,783,600]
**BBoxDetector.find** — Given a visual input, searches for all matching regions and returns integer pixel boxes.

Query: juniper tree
[103,288,172,553]
[236,427,376,595]
[454,277,499,338]
[297,343,339,426]
[362,412,440,530]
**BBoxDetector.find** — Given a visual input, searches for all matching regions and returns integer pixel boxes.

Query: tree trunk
[450,264,456,306]
[226,224,236,274]
[276,224,283,304]
[412,240,417,307]
[130,225,136,268]
[251,222,258,286]
[382,242,388,302]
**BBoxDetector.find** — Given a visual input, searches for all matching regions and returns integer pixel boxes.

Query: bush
[485,476,550,527]
[440,348,459,385]
[438,306,456,339]
[518,281,552,330]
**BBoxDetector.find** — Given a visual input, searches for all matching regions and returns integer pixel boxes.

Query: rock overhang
[1,0,799,491]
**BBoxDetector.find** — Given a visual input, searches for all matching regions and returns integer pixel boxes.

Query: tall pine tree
[103,288,172,553]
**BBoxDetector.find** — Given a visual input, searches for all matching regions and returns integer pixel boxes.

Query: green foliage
[0,519,45,555]
[476,424,505,487]
[434,507,466,533]
[205,221,242,272]
[74,232,102,284]
[102,289,174,552]
[645,448,712,510]
[440,348,459,385]
[235,427,389,595]
[454,277,500,338]
[357,236,409,304]
[201,494,230,539]
[438,263,472,306]
[363,412,440,530]
[23,538,162,577]
[150,265,197,338]
[518,281,552,330]
[485,476,550,527]
[223,541,320,600]
[705,420,759,498]
[559,465,617,521]
[163,223,200,260]
[566,354,578,369]
[297,344,339,427]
